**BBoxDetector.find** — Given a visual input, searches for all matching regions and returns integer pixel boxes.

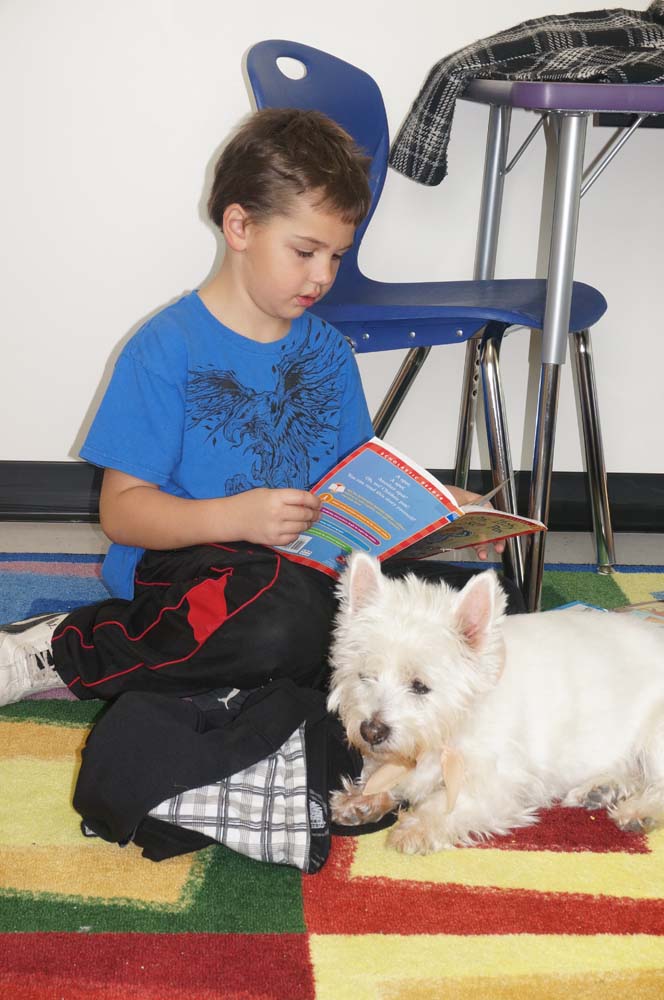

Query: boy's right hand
[230,488,321,547]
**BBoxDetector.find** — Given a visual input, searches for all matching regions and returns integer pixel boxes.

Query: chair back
[246,40,390,285]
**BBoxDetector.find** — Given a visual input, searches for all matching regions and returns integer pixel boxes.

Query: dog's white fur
[328,553,664,854]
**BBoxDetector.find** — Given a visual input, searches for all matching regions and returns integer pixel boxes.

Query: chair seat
[313,277,607,351]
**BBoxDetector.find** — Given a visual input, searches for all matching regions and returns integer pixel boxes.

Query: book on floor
[276,437,545,578]
[554,599,664,626]
[612,600,664,626]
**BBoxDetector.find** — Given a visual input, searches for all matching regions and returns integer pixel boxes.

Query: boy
[0,108,518,707]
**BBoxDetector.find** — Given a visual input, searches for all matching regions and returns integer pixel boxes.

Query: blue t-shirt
[81,292,373,598]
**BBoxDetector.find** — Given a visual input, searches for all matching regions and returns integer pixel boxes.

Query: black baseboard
[0,461,662,533]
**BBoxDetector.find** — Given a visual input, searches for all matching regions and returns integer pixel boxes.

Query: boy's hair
[208,108,372,229]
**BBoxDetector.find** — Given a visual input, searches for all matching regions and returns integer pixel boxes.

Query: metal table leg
[525,112,589,611]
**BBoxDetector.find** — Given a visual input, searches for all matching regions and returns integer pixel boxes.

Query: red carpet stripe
[0,933,315,999]
[303,837,664,936]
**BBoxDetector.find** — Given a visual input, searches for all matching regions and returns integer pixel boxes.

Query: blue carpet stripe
[0,552,104,563]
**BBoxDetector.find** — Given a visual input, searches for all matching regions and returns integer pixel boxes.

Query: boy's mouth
[296,294,319,308]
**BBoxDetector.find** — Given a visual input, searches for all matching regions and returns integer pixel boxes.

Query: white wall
[1,0,661,474]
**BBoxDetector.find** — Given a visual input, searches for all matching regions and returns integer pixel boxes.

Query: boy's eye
[296,249,314,258]
[410,679,430,695]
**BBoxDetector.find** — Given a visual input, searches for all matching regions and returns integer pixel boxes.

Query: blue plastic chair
[245,40,612,596]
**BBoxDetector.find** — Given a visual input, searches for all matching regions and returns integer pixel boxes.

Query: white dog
[328,553,664,854]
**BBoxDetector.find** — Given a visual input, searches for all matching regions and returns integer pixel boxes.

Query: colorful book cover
[276,438,544,578]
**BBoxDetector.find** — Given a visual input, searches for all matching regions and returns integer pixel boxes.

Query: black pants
[52,543,525,701]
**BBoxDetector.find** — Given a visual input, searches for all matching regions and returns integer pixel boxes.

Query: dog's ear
[345,552,383,613]
[451,570,503,651]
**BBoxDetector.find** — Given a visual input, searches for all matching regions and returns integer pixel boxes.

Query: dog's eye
[410,679,430,695]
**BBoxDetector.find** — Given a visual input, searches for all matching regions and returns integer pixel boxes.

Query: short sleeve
[337,342,373,458]
[80,323,188,486]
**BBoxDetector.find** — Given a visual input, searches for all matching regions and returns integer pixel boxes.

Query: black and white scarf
[390,1,664,185]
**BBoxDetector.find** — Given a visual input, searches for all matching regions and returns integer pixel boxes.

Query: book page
[403,509,545,558]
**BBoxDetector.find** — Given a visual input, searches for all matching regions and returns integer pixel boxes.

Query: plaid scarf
[149,724,317,871]
[390,1,664,185]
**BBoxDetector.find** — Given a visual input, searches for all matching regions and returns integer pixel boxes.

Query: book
[612,600,664,626]
[553,599,664,627]
[553,602,608,612]
[276,437,545,578]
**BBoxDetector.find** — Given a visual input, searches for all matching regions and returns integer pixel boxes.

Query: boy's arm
[99,468,321,550]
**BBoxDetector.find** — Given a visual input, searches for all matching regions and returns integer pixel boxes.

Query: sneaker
[0,612,68,706]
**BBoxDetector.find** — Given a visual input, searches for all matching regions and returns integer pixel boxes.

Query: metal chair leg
[525,362,561,611]
[453,336,482,488]
[372,346,432,437]
[570,329,616,573]
[480,325,525,592]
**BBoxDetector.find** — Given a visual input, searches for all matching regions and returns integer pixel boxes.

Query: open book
[276,437,545,578]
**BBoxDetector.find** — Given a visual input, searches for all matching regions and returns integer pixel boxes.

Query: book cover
[276,437,544,577]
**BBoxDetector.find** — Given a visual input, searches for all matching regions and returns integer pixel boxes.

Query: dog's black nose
[360,717,390,746]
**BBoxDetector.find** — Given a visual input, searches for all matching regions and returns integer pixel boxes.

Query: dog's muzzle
[360,716,391,747]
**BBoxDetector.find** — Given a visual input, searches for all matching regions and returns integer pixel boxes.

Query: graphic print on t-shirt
[186,320,348,493]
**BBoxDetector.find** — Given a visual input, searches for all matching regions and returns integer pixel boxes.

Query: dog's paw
[609,796,659,834]
[330,783,395,826]
[564,782,626,811]
[386,813,454,854]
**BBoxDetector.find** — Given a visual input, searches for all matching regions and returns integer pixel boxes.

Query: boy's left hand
[445,485,506,562]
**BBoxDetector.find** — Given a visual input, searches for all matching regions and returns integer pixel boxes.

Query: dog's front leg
[387,784,513,854]
[386,790,455,854]
[330,775,398,827]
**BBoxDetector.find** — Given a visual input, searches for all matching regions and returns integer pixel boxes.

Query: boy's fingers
[282,490,320,510]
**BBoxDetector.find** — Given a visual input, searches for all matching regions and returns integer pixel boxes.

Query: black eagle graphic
[186,322,347,493]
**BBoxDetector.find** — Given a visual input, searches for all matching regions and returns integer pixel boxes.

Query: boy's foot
[0,612,68,706]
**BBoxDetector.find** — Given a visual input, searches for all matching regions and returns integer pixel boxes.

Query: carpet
[2,551,664,998]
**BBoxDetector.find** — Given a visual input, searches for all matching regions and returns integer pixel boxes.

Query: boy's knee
[250,596,334,688]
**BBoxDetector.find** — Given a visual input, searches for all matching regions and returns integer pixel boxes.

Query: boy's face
[238,192,356,329]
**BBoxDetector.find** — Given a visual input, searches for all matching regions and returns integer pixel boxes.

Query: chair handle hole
[276,57,308,80]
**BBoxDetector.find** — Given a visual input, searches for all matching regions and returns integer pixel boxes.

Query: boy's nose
[310,259,334,287]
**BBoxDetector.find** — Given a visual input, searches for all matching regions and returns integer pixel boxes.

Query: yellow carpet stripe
[0,843,195,903]
[613,572,664,605]
[1,718,88,760]
[352,828,664,899]
[309,934,664,1000]
[0,720,198,904]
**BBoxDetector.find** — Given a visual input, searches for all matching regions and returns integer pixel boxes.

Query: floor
[0,521,663,566]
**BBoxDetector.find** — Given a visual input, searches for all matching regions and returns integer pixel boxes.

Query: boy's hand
[231,488,321,547]
[445,485,506,562]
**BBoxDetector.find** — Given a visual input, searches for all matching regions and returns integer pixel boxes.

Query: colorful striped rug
[2,552,664,998]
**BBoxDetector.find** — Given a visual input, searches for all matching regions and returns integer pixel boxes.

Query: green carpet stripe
[540,570,631,611]
[0,844,306,933]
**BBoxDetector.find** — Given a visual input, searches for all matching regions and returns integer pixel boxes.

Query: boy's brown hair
[207,108,372,229]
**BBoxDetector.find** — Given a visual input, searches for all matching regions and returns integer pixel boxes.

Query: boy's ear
[222,203,251,250]
[451,570,504,652]
[343,553,383,614]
